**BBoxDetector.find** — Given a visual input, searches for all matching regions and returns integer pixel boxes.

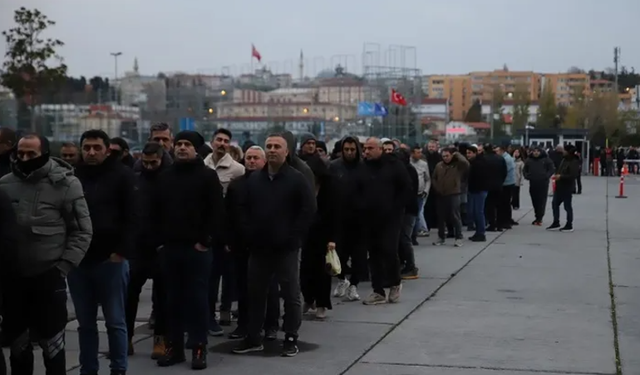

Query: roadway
[4,176,640,375]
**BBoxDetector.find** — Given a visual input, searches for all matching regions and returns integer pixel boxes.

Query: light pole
[110,52,122,103]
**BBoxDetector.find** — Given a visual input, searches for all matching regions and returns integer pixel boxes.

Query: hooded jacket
[0,157,92,277]
[555,152,580,192]
[523,149,555,183]
[283,131,317,212]
[329,135,364,220]
[397,149,420,215]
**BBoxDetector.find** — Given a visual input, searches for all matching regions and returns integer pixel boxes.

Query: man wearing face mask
[0,133,92,375]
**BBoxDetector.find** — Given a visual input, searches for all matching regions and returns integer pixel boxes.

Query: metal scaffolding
[361,43,423,143]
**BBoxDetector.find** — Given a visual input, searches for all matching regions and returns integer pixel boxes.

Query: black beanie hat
[174,130,205,150]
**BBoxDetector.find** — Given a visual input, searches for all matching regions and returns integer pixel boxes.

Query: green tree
[511,83,531,131]
[564,84,587,129]
[464,99,482,122]
[1,7,67,131]
[537,84,557,128]
[489,84,506,138]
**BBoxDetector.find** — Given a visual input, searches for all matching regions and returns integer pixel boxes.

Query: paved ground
[5,176,640,375]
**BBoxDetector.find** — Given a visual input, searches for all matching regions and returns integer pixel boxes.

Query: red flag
[251,44,262,62]
[390,89,407,106]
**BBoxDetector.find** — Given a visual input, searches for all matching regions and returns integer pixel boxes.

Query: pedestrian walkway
[5,176,640,375]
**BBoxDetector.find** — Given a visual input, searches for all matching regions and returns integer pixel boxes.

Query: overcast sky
[1,0,638,79]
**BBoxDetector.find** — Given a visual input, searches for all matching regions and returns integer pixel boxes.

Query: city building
[541,72,590,106]
[412,98,449,134]
[445,121,490,141]
[215,102,356,122]
[117,58,167,111]
[0,86,17,129]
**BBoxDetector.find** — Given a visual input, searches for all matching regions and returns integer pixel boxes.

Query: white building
[445,121,490,141]
[481,100,539,124]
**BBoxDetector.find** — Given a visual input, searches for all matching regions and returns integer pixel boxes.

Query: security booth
[514,128,590,171]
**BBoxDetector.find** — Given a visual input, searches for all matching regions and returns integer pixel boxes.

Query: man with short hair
[0,128,17,178]
[71,129,138,375]
[125,142,169,359]
[133,122,174,172]
[410,145,430,241]
[423,140,442,234]
[59,142,81,166]
[110,137,135,168]
[0,133,92,375]
[382,140,395,154]
[466,146,489,242]
[523,147,554,225]
[358,137,411,305]
[154,131,224,370]
[494,146,516,229]
[204,128,245,195]
[233,134,315,358]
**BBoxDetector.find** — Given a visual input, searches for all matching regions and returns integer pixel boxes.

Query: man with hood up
[283,131,317,211]
[0,133,92,375]
[523,147,555,225]
[329,135,366,301]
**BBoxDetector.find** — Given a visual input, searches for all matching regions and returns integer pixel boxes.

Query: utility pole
[614,47,620,94]
[110,52,123,104]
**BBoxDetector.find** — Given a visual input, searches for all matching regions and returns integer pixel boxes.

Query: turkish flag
[251,44,262,62]
[390,89,407,106]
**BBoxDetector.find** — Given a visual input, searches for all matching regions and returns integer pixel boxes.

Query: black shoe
[157,342,186,367]
[446,233,455,239]
[411,239,419,246]
[232,339,264,354]
[486,226,503,232]
[560,224,574,232]
[110,371,126,375]
[400,267,419,280]
[191,344,207,370]
[546,222,561,231]
[228,327,247,339]
[281,336,299,357]
[265,328,278,341]
[469,235,486,242]
[510,220,519,226]
[501,225,512,230]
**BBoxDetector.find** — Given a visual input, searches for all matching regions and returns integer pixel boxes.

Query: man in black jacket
[396,148,420,279]
[547,145,580,232]
[225,146,281,340]
[125,142,169,359]
[359,137,411,306]
[523,148,555,225]
[466,146,489,242]
[423,140,441,234]
[0,188,19,375]
[71,130,137,375]
[483,144,507,232]
[232,133,315,358]
[328,136,366,301]
[153,131,224,370]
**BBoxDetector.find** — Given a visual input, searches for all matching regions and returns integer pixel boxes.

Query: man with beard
[358,137,411,305]
[59,142,81,167]
[282,131,316,206]
[133,122,174,172]
[0,128,16,178]
[154,131,224,370]
[232,134,314,357]
[466,146,489,242]
[423,140,442,235]
[298,133,318,158]
[431,147,469,246]
[202,128,244,334]
[329,136,365,301]
[0,133,92,375]
[547,145,580,232]
[523,147,555,225]
[125,142,169,359]
[410,145,430,242]
[110,137,135,168]
[225,146,281,340]
[71,130,137,375]
[483,144,507,232]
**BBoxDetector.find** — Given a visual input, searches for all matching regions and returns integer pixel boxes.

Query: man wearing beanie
[547,144,580,232]
[0,133,92,375]
[153,130,224,370]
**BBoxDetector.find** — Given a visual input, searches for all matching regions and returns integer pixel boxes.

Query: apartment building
[425,75,468,120]
[542,73,590,106]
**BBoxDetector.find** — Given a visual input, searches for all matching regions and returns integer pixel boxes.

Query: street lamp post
[110,52,122,103]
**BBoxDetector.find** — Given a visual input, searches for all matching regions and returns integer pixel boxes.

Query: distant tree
[564,84,588,129]
[511,83,530,131]
[489,84,506,137]
[537,84,557,128]
[464,100,482,122]
[567,66,585,74]
[1,7,67,131]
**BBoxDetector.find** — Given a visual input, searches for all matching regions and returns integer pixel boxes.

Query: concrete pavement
[5,176,639,375]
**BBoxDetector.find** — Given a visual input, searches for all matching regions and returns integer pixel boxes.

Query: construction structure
[361,43,424,143]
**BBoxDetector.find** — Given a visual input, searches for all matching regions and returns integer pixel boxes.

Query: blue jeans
[68,260,130,374]
[162,245,212,346]
[468,191,488,236]
[413,195,428,234]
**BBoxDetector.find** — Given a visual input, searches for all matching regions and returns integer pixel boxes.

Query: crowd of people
[0,124,582,374]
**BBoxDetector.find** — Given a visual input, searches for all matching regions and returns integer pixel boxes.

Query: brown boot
[151,336,166,360]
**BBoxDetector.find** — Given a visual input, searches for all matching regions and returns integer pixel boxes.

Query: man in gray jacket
[410,145,431,242]
[0,133,92,375]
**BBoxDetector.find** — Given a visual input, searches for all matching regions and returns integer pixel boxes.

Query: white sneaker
[315,307,327,320]
[344,285,360,301]
[389,284,402,303]
[333,279,350,298]
[303,302,316,315]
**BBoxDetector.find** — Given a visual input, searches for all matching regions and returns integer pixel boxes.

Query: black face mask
[16,154,50,176]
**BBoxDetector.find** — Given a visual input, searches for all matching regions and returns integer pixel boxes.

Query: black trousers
[2,268,68,375]
[247,251,302,344]
[367,219,402,295]
[301,230,332,309]
[511,186,521,209]
[336,221,366,286]
[424,188,438,230]
[575,174,582,193]
[498,185,514,227]
[529,181,549,222]
[125,255,166,340]
[209,248,235,315]
[234,251,280,332]
[485,189,501,228]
